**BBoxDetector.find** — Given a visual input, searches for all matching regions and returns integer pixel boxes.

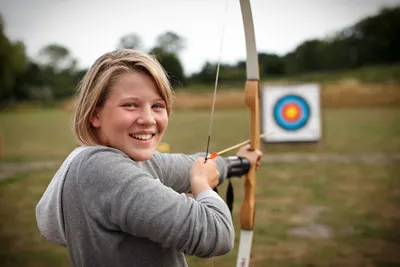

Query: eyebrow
[121,97,165,102]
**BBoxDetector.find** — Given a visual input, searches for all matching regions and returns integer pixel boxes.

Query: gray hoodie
[36,145,234,267]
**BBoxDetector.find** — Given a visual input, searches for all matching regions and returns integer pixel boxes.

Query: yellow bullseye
[283,104,301,121]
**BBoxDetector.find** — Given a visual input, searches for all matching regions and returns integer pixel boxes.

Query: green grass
[0,108,78,162]
[0,107,399,266]
[0,170,70,267]
[1,107,399,162]
[1,164,399,267]
[165,107,400,154]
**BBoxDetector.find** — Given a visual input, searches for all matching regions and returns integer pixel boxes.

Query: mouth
[129,133,156,141]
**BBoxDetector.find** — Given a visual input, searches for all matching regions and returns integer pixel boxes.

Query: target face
[273,95,310,131]
[261,83,321,143]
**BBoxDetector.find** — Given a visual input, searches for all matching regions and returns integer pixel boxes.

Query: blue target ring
[273,95,310,131]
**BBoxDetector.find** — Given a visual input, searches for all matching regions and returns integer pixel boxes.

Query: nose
[137,106,156,125]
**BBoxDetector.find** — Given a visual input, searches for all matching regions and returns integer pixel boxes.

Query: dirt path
[0,161,61,180]
[1,153,399,181]
[261,152,400,164]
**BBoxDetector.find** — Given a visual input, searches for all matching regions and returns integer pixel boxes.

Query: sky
[1,0,399,75]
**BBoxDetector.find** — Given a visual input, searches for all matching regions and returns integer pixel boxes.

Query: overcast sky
[1,0,399,75]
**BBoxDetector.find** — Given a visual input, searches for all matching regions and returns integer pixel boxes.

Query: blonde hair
[73,49,174,145]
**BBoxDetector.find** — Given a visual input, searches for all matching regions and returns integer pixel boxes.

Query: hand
[236,145,263,170]
[190,157,220,198]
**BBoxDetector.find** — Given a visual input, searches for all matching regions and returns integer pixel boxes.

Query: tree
[150,32,187,87]
[35,44,79,99]
[350,6,400,65]
[258,53,285,77]
[0,14,27,103]
[155,32,185,54]
[117,33,143,50]
[151,47,186,87]
[189,61,218,84]
[13,61,44,101]
[38,44,76,72]
[188,61,246,84]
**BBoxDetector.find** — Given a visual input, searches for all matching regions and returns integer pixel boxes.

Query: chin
[129,151,154,162]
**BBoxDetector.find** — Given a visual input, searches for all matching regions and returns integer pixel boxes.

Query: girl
[36,49,263,267]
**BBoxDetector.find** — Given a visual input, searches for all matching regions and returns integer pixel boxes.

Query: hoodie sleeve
[151,152,229,193]
[77,147,234,257]
[35,146,90,247]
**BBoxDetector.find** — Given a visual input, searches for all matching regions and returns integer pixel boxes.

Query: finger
[206,159,217,166]
[241,144,250,151]
[197,157,205,162]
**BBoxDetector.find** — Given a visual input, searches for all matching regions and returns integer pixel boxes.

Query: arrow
[208,132,273,159]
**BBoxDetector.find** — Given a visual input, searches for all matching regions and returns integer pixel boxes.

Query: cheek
[158,113,169,132]
[106,111,136,130]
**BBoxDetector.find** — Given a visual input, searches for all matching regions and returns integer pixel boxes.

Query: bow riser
[241,80,260,229]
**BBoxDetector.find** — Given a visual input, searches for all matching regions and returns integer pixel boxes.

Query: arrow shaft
[209,132,272,159]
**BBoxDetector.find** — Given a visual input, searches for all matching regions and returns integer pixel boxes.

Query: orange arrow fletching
[209,152,218,159]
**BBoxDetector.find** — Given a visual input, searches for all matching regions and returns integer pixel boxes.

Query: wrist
[190,178,212,198]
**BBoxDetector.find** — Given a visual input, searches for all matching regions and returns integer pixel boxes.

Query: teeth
[132,134,152,140]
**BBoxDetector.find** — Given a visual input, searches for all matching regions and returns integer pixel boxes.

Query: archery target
[262,84,321,142]
[273,95,310,131]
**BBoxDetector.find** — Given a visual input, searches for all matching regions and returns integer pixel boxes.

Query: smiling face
[90,70,168,162]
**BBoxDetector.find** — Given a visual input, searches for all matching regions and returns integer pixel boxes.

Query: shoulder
[68,146,147,191]
[76,145,129,160]
[71,145,139,174]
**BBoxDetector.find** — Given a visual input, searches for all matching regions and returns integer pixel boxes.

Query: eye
[123,103,138,108]
[152,103,166,109]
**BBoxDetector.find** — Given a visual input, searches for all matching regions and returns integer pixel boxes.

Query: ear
[89,108,101,128]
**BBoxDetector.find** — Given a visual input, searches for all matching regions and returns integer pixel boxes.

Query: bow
[236,0,260,266]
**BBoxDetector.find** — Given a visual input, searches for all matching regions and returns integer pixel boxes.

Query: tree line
[0,5,399,106]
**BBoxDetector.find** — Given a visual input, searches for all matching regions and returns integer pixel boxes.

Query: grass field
[0,106,399,267]
[0,107,399,161]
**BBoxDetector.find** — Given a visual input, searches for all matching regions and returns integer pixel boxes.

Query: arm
[152,152,228,193]
[78,147,234,257]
